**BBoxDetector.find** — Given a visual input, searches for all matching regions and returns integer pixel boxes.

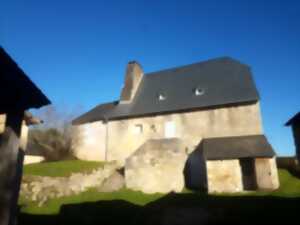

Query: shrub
[27,126,79,161]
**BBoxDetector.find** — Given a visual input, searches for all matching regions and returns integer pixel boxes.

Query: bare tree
[27,105,83,161]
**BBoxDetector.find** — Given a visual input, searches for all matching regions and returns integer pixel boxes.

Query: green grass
[272,169,300,196]
[19,168,300,225]
[19,188,164,215]
[19,168,300,216]
[217,169,300,198]
[23,160,106,177]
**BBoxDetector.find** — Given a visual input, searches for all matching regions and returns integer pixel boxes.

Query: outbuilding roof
[73,57,259,125]
[0,47,50,112]
[285,112,300,126]
[200,135,276,160]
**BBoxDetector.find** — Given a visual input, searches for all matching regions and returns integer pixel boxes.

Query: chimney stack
[119,61,143,104]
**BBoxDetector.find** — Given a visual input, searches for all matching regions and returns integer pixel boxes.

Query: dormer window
[194,88,205,96]
[158,93,166,101]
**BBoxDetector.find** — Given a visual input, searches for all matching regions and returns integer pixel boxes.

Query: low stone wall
[20,162,121,206]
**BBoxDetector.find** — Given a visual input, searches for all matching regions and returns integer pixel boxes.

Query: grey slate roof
[285,112,300,126]
[200,135,275,160]
[0,47,51,112]
[72,57,259,125]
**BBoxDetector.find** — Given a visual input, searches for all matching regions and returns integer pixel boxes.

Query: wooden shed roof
[285,112,300,126]
[0,47,50,113]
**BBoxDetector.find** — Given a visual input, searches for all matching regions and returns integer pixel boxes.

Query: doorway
[239,158,257,190]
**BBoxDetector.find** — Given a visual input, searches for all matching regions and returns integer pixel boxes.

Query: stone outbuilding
[73,57,279,193]
[0,46,50,225]
[185,135,279,193]
[285,112,300,162]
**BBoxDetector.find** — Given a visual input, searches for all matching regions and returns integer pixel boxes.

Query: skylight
[158,93,166,101]
[194,88,205,96]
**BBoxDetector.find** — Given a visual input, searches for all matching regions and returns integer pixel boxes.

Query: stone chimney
[119,61,143,103]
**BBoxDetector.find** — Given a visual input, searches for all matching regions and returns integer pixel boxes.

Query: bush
[26,105,83,161]
[27,126,79,161]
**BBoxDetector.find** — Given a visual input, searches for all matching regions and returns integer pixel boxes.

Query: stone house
[72,57,279,193]
[0,47,50,225]
[286,112,300,162]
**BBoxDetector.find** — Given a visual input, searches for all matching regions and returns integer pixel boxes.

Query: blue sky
[1,0,299,156]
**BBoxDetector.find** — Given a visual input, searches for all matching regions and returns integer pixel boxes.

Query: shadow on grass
[19,193,300,225]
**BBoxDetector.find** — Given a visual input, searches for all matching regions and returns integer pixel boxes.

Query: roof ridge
[145,56,247,77]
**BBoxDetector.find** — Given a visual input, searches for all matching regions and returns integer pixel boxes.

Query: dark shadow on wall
[18,193,300,225]
[184,142,207,191]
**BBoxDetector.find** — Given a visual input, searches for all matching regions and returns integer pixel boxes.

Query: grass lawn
[19,161,300,225]
[23,160,106,177]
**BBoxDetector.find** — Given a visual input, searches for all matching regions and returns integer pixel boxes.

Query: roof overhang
[200,135,276,160]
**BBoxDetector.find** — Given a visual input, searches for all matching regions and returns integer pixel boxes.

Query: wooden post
[0,111,24,225]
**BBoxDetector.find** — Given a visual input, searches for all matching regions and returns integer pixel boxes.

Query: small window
[158,93,166,101]
[150,124,157,132]
[165,121,176,138]
[194,88,205,96]
[133,124,143,134]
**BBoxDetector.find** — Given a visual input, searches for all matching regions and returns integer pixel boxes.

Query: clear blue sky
[1,0,299,156]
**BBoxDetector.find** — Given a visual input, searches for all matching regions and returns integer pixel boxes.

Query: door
[239,158,257,190]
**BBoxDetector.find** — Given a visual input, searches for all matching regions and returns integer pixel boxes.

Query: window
[133,124,143,134]
[194,87,205,96]
[158,93,166,101]
[164,121,176,138]
[83,125,96,145]
[150,124,157,132]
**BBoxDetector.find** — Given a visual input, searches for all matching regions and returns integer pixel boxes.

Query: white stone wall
[107,102,263,165]
[73,121,106,161]
[1,113,28,151]
[23,155,45,165]
[0,114,6,133]
[206,159,243,193]
[255,157,279,190]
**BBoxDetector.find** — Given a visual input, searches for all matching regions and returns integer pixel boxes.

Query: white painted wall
[23,156,45,165]
[74,121,106,161]
[255,157,279,190]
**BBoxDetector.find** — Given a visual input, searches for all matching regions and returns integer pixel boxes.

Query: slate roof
[0,47,50,112]
[72,57,259,125]
[200,135,275,160]
[285,112,300,126]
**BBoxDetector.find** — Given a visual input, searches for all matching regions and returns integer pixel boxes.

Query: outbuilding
[185,135,279,193]
[285,112,300,162]
[0,47,50,225]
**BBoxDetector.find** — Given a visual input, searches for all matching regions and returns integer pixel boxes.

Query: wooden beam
[0,111,23,225]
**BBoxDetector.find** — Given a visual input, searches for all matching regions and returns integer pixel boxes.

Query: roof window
[194,88,205,96]
[158,93,166,101]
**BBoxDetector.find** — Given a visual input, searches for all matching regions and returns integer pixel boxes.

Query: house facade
[73,57,279,193]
